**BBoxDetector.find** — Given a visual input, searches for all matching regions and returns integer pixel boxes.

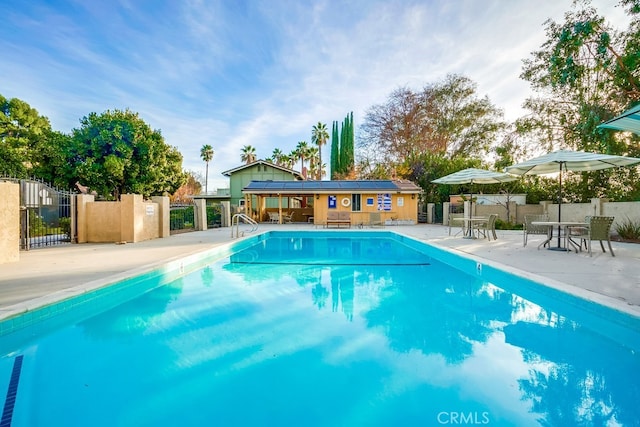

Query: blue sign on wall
[328,195,337,209]
[377,193,392,211]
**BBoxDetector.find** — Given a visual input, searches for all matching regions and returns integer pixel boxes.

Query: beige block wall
[152,196,170,237]
[86,201,122,242]
[137,200,160,242]
[76,194,95,243]
[79,194,167,243]
[193,198,207,231]
[117,194,160,243]
[0,182,20,263]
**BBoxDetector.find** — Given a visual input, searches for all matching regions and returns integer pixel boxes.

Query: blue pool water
[1,231,639,426]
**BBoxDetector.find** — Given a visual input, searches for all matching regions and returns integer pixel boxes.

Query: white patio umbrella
[432,168,519,186]
[505,149,640,248]
[432,168,518,230]
[597,104,640,135]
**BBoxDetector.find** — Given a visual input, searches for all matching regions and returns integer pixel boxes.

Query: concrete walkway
[1,224,639,320]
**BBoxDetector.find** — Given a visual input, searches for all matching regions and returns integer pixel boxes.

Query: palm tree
[307,146,319,180]
[311,122,329,180]
[294,141,310,174]
[283,153,296,169]
[271,148,285,166]
[318,162,327,179]
[200,144,214,193]
[241,145,257,164]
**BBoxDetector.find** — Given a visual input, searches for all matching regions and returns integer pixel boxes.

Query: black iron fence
[207,204,222,228]
[170,203,195,232]
[2,178,76,250]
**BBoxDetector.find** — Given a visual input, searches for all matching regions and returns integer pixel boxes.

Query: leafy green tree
[240,145,257,164]
[68,109,186,199]
[311,122,329,180]
[200,144,214,193]
[520,0,640,152]
[403,153,482,204]
[31,130,74,188]
[0,94,52,177]
[518,0,640,201]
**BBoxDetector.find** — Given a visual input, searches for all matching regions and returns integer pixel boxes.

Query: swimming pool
[1,231,639,426]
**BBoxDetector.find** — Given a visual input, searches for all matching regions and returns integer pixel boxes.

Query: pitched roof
[221,160,304,179]
[243,179,422,194]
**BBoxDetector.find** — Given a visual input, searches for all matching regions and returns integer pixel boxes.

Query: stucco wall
[462,198,640,230]
[152,196,170,237]
[86,201,121,242]
[475,203,545,224]
[0,181,20,263]
[79,194,167,243]
[138,200,160,240]
[603,201,640,228]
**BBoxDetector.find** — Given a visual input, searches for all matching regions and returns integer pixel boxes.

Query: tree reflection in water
[221,237,640,424]
[80,278,185,338]
[506,319,640,425]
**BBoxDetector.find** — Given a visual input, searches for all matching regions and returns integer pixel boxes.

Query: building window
[351,194,361,211]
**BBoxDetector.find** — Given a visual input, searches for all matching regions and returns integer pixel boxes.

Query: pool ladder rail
[231,213,259,238]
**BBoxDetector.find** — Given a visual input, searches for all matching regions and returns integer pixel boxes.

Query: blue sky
[0,0,628,190]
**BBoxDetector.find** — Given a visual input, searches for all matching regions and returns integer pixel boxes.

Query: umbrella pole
[553,163,566,250]
[468,189,473,237]
[557,164,562,247]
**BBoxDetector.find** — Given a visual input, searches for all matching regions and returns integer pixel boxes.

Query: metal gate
[170,201,196,233]
[206,203,222,228]
[12,179,76,250]
[434,203,444,224]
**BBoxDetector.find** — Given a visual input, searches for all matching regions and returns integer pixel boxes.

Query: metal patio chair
[523,214,550,247]
[448,213,464,236]
[268,212,280,223]
[474,214,498,241]
[572,216,615,257]
[282,211,294,223]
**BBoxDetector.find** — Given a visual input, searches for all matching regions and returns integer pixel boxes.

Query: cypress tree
[339,117,346,175]
[340,111,355,177]
[330,120,340,179]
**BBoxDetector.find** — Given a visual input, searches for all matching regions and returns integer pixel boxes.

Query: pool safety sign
[328,195,337,209]
[377,193,392,211]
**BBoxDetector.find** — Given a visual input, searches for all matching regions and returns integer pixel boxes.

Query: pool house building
[241,179,422,226]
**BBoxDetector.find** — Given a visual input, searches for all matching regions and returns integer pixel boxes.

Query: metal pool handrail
[231,213,258,238]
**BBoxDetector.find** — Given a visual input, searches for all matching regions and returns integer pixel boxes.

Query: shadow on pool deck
[1,224,639,318]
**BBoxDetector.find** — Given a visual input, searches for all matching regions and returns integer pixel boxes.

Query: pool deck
[1,224,639,320]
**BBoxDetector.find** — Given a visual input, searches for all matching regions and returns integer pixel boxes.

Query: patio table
[531,221,588,251]
[452,216,489,239]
